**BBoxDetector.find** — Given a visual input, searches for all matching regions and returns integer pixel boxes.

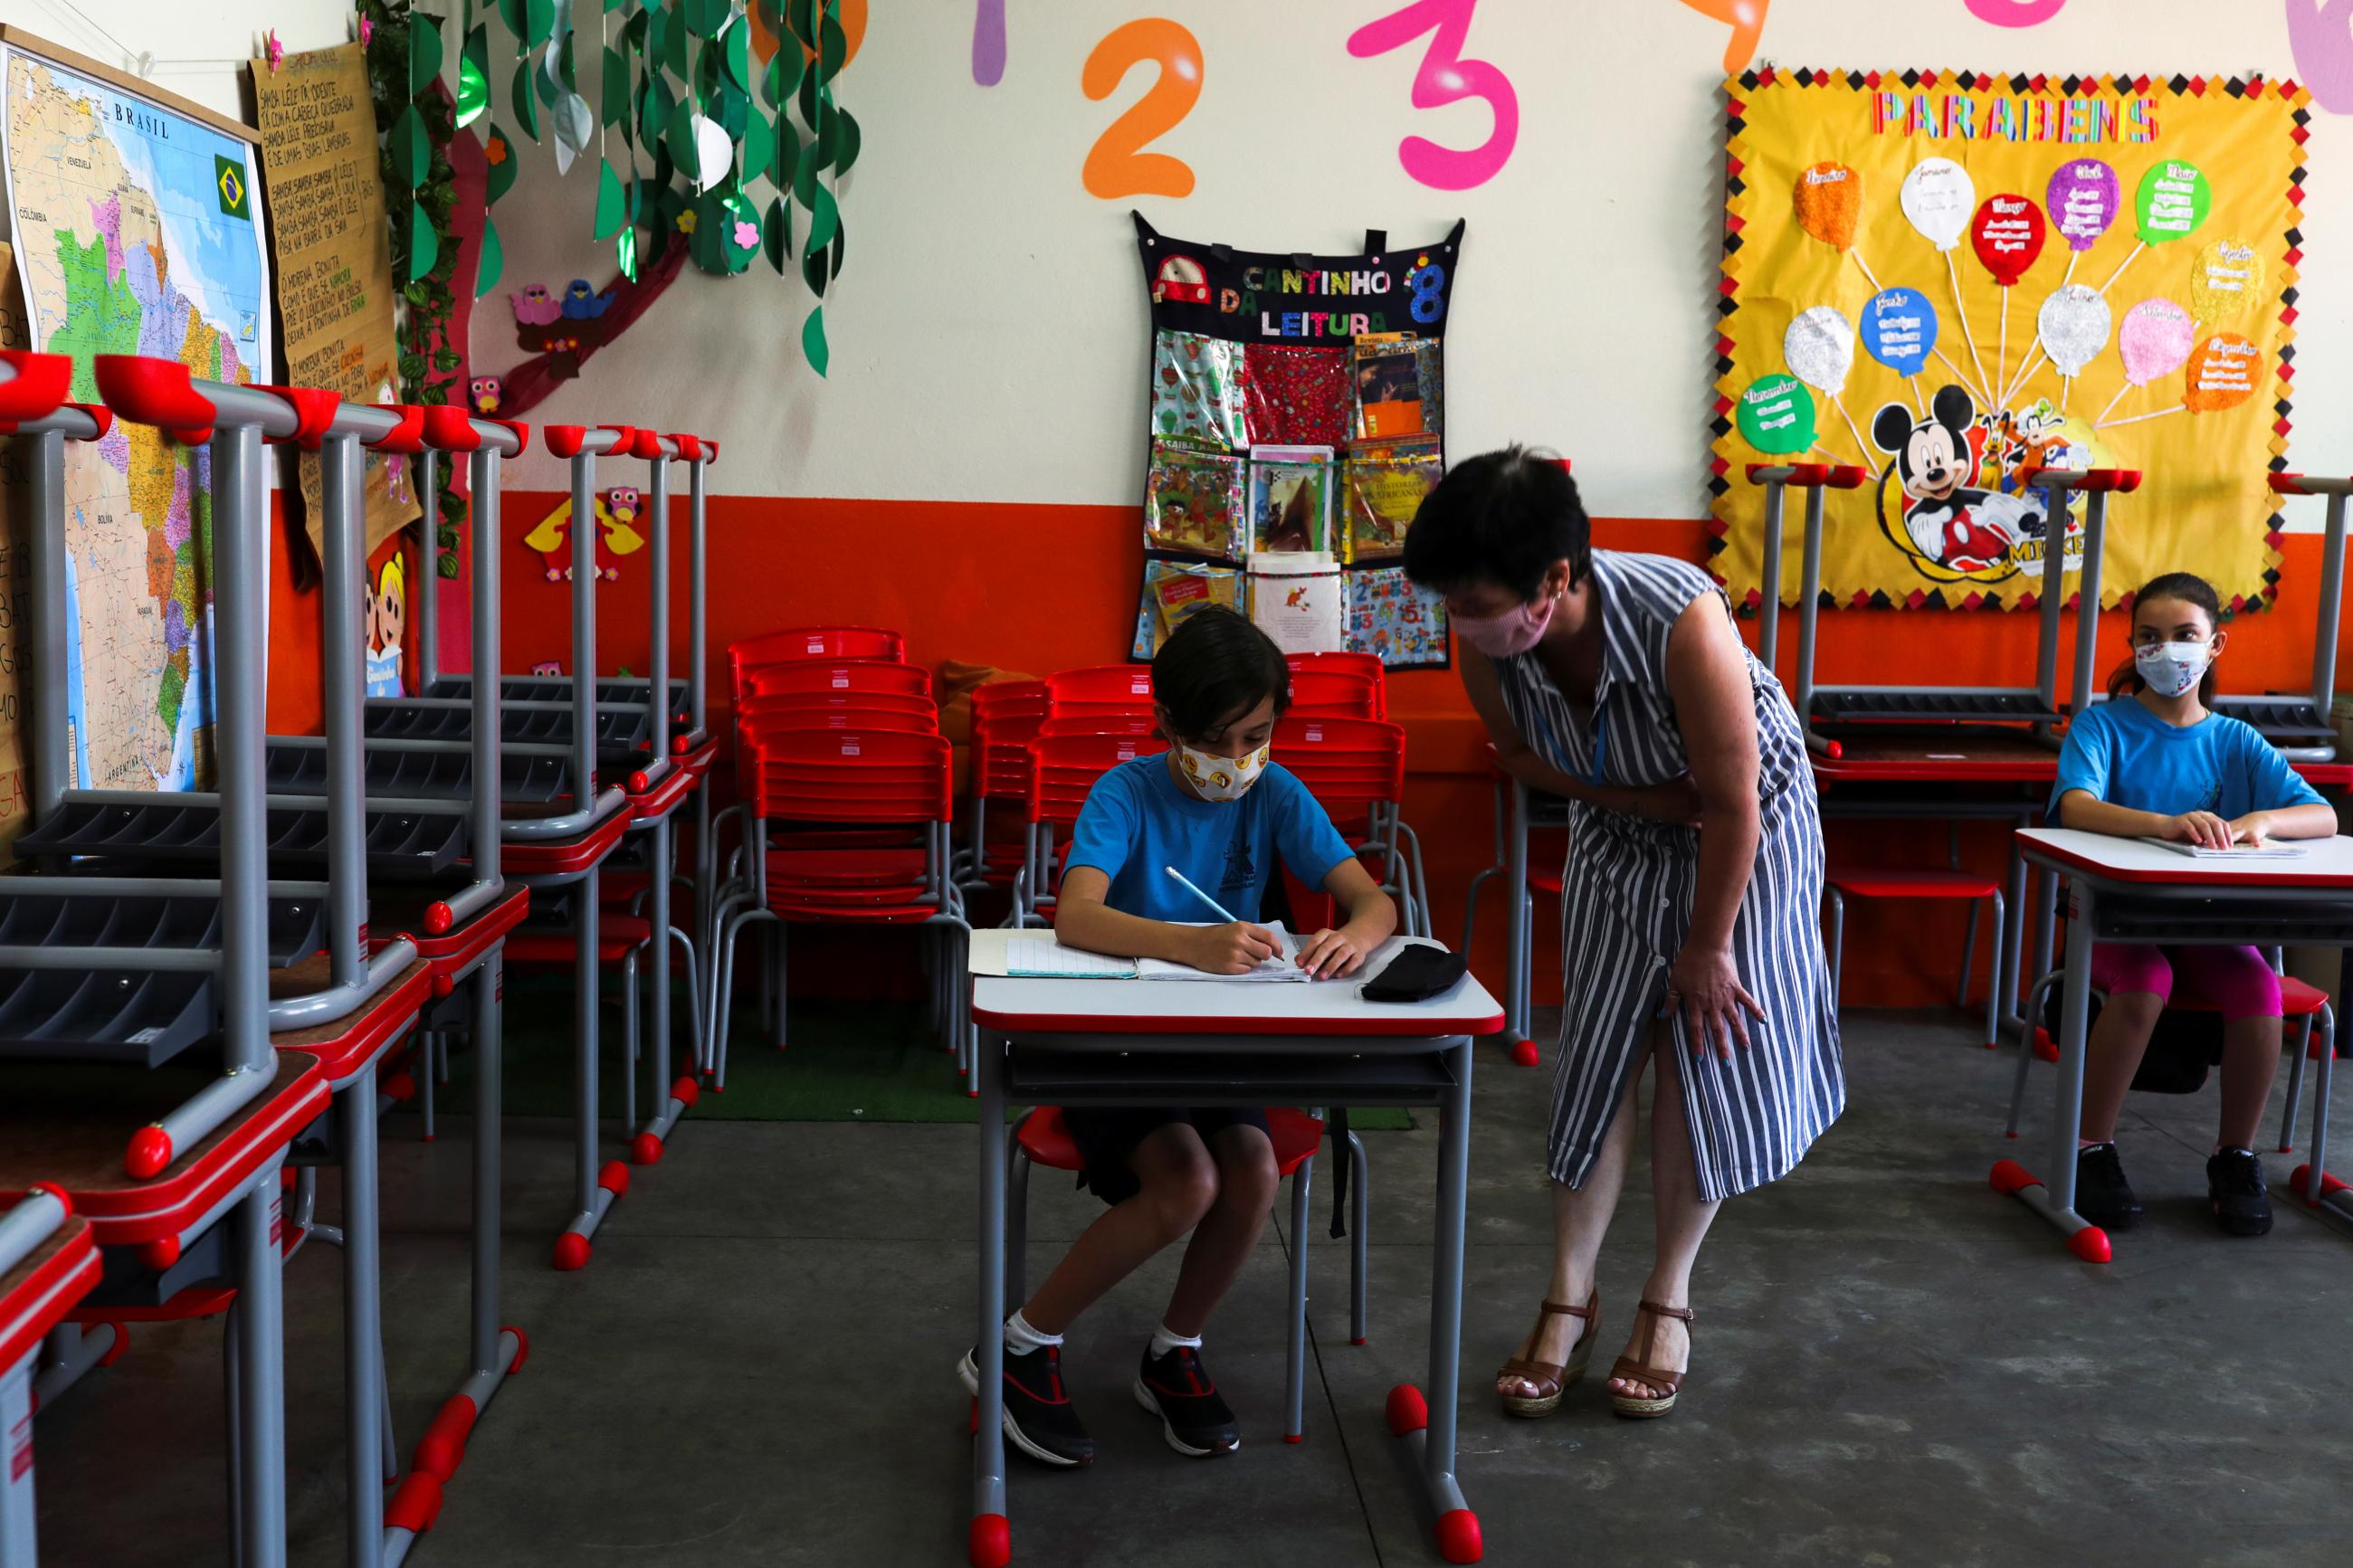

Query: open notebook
[972,925,1310,983]
[2138,837,2310,860]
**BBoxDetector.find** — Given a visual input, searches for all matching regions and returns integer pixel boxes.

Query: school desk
[1995,828,2353,1259]
[0,1192,98,1568]
[964,939,1505,1567]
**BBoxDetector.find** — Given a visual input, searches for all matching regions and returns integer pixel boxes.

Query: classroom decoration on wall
[2286,2,2353,115]
[1128,214,1462,667]
[519,487,651,582]
[1710,69,2307,613]
[1345,1,1519,192]
[252,41,422,565]
[1,29,272,794]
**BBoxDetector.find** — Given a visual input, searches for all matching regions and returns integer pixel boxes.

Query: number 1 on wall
[1082,18,1205,199]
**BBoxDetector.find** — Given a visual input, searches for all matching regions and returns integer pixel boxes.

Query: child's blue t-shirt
[1062,755,1356,923]
[2050,698,2326,821]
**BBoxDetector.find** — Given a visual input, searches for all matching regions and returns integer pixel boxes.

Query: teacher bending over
[1404,449,1843,1422]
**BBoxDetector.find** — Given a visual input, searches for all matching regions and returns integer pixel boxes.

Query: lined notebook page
[1000,934,1140,979]
[1137,926,1308,983]
[2138,838,2310,860]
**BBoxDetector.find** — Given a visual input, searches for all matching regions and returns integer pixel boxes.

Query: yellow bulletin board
[1710,68,2309,613]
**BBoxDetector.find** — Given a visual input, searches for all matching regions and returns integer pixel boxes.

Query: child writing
[958,607,1396,1466]
[2052,571,2336,1237]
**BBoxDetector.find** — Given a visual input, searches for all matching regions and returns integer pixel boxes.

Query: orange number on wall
[1081,18,1204,200]
[1676,0,1769,73]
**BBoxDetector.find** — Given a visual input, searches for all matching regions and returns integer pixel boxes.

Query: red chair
[1272,716,1431,938]
[1288,650,1387,717]
[1824,860,2006,1049]
[728,625,904,689]
[1044,666,1156,717]
[1037,713,1162,739]
[1285,668,1382,720]
[1015,732,1168,925]
[707,730,969,1089]
[738,690,940,726]
[1004,1105,1367,1440]
[965,682,1048,893]
[742,661,932,701]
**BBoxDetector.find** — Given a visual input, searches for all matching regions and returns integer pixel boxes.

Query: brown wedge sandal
[1608,1300,1694,1420]
[1494,1292,1599,1419]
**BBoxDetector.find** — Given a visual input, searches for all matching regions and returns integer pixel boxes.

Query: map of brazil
[3,49,270,791]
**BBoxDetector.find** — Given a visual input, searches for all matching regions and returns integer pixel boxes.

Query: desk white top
[968,936,1505,1038]
[2016,828,2353,889]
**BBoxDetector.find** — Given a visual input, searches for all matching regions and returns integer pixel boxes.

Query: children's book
[1247,445,1335,556]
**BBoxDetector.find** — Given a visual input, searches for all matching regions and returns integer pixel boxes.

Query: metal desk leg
[2027,866,2057,1038]
[1283,1156,1313,1443]
[637,815,695,1163]
[970,1026,1010,1568]
[1386,1039,1481,1563]
[557,868,625,1269]
[0,1357,35,1564]
[235,1164,291,1568]
[338,1070,386,1568]
[1505,784,1529,1053]
[1999,827,2031,1037]
[1991,878,2110,1262]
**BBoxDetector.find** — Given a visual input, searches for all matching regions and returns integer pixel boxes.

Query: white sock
[1004,1310,1062,1356]
[2078,1138,2113,1152]
[1148,1323,1202,1360]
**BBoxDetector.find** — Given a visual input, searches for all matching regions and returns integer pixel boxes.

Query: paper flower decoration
[263,30,284,71]
[677,209,698,233]
[359,15,372,47]
[733,219,759,250]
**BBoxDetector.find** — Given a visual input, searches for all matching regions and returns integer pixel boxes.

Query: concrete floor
[29,1009,2353,1567]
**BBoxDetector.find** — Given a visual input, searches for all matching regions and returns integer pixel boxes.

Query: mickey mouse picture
[1871,385,2048,575]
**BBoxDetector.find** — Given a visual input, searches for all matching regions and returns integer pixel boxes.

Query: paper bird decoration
[520,487,650,582]
[561,279,616,319]
[511,284,562,326]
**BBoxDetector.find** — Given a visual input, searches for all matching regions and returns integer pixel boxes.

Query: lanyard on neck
[1587,701,1608,790]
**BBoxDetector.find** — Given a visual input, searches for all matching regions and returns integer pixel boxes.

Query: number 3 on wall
[1347,0,1519,191]
[1082,19,1205,199]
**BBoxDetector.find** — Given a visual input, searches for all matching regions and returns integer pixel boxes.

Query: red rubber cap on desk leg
[126,1125,174,1180]
[506,1325,530,1373]
[94,356,214,444]
[672,1075,700,1108]
[386,1070,417,1103]
[551,1233,591,1271]
[1385,1383,1428,1437]
[136,1235,181,1272]
[481,417,530,455]
[671,432,702,461]
[2291,1164,2348,1202]
[629,428,664,461]
[542,423,587,459]
[1351,1336,1367,1346]
[1437,1508,1484,1564]
[97,1323,129,1367]
[424,901,454,936]
[365,404,425,454]
[2270,472,2310,497]
[597,1160,631,1196]
[968,1514,1011,1568]
[2067,1225,2111,1264]
[28,1181,71,1214]
[1510,1038,1540,1069]
[1284,1431,1303,1444]
[1987,1158,2038,1197]
[412,1392,479,1482]
[385,1471,444,1535]
[250,384,343,449]
[421,404,482,451]
[0,350,71,424]
[631,1131,664,1165]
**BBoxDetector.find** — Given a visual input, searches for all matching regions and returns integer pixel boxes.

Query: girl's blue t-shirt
[2051,698,2325,821]
[1062,755,1355,922]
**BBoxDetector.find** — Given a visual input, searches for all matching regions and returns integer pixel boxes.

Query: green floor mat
[437,974,1413,1128]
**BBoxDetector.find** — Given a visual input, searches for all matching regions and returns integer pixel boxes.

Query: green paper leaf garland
[601,45,627,128]
[512,60,540,138]
[593,160,625,239]
[406,198,440,282]
[475,215,504,296]
[668,99,701,182]
[801,240,827,299]
[618,221,639,283]
[738,107,772,185]
[801,303,828,376]
[410,13,444,98]
[805,181,838,253]
[484,124,518,203]
[391,103,431,186]
[833,108,859,176]
[763,39,805,109]
[764,194,793,271]
[720,17,751,94]
[457,25,491,128]
[640,73,675,146]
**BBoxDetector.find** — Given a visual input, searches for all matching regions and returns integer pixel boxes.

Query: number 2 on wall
[1081,18,1205,200]
[1347,0,1519,192]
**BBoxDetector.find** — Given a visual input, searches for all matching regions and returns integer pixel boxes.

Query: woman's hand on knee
[1668,943,1767,1062]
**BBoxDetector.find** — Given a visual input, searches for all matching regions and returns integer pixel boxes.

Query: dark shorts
[1060,1106,1273,1206]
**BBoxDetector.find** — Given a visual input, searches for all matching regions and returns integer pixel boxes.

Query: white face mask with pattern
[1176,741,1269,803]
[2135,640,2210,698]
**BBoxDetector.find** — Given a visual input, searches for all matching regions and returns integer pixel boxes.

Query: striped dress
[1493,550,1843,1202]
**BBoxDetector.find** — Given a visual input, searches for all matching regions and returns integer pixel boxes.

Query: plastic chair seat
[1827,867,2003,899]
[509,913,653,965]
[1016,1105,1326,1176]
[765,847,931,886]
[2166,974,2331,1019]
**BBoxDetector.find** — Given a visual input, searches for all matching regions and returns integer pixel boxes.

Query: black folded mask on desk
[1360,946,1467,1003]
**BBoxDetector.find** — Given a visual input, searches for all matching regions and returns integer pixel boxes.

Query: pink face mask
[1451,591,1557,658]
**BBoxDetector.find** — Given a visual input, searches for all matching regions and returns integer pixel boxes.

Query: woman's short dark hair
[2107,569,2224,703]
[1403,445,1590,601]
[1152,606,1291,738]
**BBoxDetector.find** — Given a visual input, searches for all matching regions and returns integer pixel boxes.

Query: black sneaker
[1133,1344,1240,1458]
[2207,1148,2274,1237]
[2075,1143,2143,1231]
[958,1343,1093,1468]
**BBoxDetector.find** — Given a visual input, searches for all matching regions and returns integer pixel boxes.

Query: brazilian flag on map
[213,155,250,221]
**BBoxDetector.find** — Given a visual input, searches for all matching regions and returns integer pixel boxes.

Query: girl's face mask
[1176,741,1269,803]
[2135,639,2211,698]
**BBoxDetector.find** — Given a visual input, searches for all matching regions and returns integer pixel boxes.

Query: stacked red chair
[1014,731,1170,927]
[1272,715,1432,939]
[963,680,1050,896]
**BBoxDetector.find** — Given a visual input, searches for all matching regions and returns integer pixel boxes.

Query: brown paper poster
[0,241,31,863]
[252,42,417,560]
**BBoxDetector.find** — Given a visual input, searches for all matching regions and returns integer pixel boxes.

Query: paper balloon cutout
[2189,237,2266,323]
[2135,159,2212,245]
[1860,287,1939,377]
[1970,195,2046,286]
[2117,299,2194,385]
[1794,162,1863,251]
[1900,157,1975,252]
[2046,158,2120,252]
[2182,332,2262,413]
[1784,307,1856,397]
[1737,373,1818,455]
[2036,284,2112,376]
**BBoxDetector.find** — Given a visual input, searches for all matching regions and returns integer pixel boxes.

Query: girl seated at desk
[958,608,1396,1467]
[2053,571,2337,1238]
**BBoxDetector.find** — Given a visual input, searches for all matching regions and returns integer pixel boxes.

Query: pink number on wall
[1081,18,1205,199]
[2286,0,2353,113]
[1346,0,1519,192]
[1962,0,2070,24]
